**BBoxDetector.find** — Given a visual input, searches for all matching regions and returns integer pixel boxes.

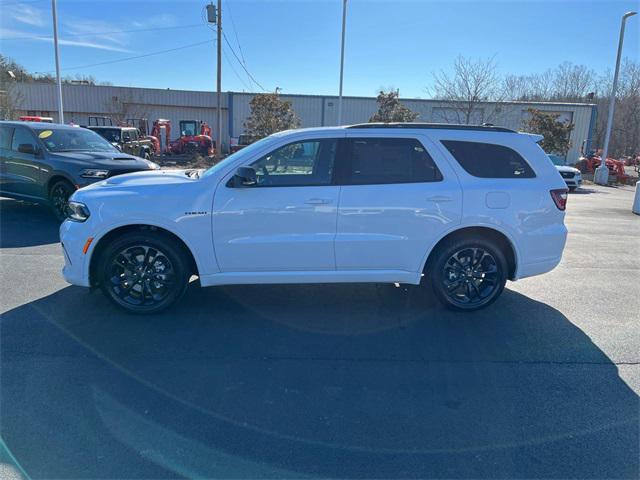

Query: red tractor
[168,120,215,156]
[576,145,628,179]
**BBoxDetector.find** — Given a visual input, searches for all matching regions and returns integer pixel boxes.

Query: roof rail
[346,122,516,133]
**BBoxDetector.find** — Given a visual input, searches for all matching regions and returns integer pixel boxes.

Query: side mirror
[234,166,257,187]
[17,144,36,155]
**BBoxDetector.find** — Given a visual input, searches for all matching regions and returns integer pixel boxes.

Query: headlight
[81,169,109,178]
[67,201,90,222]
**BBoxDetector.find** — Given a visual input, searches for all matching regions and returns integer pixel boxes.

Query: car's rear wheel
[428,238,508,311]
[49,179,74,221]
[99,232,190,314]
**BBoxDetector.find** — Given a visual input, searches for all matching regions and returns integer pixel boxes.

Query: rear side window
[441,140,535,178]
[0,126,13,149]
[342,137,442,185]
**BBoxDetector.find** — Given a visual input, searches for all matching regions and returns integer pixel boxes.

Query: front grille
[108,169,142,177]
[560,171,575,179]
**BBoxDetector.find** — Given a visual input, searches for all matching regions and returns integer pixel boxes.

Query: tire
[99,232,190,314]
[569,186,577,192]
[49,179,74,221]
[427,237,508,311]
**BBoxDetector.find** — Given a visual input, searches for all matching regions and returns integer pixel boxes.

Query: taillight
[550,189,568,210]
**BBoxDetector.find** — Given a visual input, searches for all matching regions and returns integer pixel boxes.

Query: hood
[49,151,140,162]
[555,165,581,173]
[89,169,196,189]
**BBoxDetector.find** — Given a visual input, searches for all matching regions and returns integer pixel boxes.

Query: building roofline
[15,82,596,108]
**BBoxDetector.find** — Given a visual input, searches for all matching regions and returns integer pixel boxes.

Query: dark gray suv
[0,121,158,219]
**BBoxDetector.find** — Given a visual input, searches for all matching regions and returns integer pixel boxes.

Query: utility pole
[594,11,637,185]
[51,0,64,123]
[217,0,222,158]
[337,0,347,125]
[206,1,222,158]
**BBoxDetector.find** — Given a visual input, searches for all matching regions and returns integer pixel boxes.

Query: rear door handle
[305,198,332,205]
[427,195,453,203]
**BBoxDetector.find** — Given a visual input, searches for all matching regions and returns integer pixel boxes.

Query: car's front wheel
[49,179,74,221]
[99,232,190,314]
[428,238,508,311]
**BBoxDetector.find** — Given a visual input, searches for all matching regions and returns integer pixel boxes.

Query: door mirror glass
[17,143,36,155]
[234,166,257,187]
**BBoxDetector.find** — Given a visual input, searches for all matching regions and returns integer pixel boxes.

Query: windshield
[201,135,273,178]
[547,154,564,166]
[92,128,121,143]
[36,127,118,153]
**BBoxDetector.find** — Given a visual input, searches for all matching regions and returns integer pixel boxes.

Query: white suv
[60,123,569,314]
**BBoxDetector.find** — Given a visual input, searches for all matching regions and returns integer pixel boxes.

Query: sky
[0,0,638,98]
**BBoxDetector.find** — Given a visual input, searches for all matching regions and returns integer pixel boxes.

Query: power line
[225,0,246,65]
[222,46,251,91]
[34,40,213,74]
[222,30,266,91]
[2,23,206,41]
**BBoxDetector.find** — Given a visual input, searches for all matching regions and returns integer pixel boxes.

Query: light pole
[51,0,64,123]
[594,11,637,185]
[337,0,347,125]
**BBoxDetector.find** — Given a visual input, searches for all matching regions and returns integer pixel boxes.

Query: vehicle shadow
[1,284,638,478]
[0,198,60,248]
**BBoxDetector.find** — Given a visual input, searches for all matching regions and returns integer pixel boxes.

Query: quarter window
[342,137,442,185]
[441,140,535,178]
[250,139,337,187]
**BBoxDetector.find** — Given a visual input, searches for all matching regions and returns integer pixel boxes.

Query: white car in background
[548,154,582,191]
[60,123,569,314]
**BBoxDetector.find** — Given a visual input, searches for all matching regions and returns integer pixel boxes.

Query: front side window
[342,137,442,185]
[11,127,36,152]
[441,140,535,178]
[250,139,337,187]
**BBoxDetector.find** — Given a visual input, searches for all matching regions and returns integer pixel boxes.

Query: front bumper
[60,220,92,287]
[563,174,582,188]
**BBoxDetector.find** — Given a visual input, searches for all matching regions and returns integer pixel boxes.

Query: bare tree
[429,55,504,124]
[105,91,147,125]
[0,76,23,120]
[550,62,596,102]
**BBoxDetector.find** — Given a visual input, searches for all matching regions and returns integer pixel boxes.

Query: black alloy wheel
[429,239,507,311]
[49,180,74,221]
[100,233,190,314]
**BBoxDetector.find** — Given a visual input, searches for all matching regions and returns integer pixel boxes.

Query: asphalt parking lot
[1,184,638,479]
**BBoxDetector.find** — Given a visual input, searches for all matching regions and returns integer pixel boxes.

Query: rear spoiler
[519,132,544,143]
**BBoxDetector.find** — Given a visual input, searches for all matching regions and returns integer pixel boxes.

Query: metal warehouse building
[14,83,596,163]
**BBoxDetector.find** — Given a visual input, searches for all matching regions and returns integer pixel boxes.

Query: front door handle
[305,198,332,205]
[427,195,453,203]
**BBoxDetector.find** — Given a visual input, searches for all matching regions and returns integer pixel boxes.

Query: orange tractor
[150,119,172,155]
[169,120,215,156]
[576,144,628,180]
